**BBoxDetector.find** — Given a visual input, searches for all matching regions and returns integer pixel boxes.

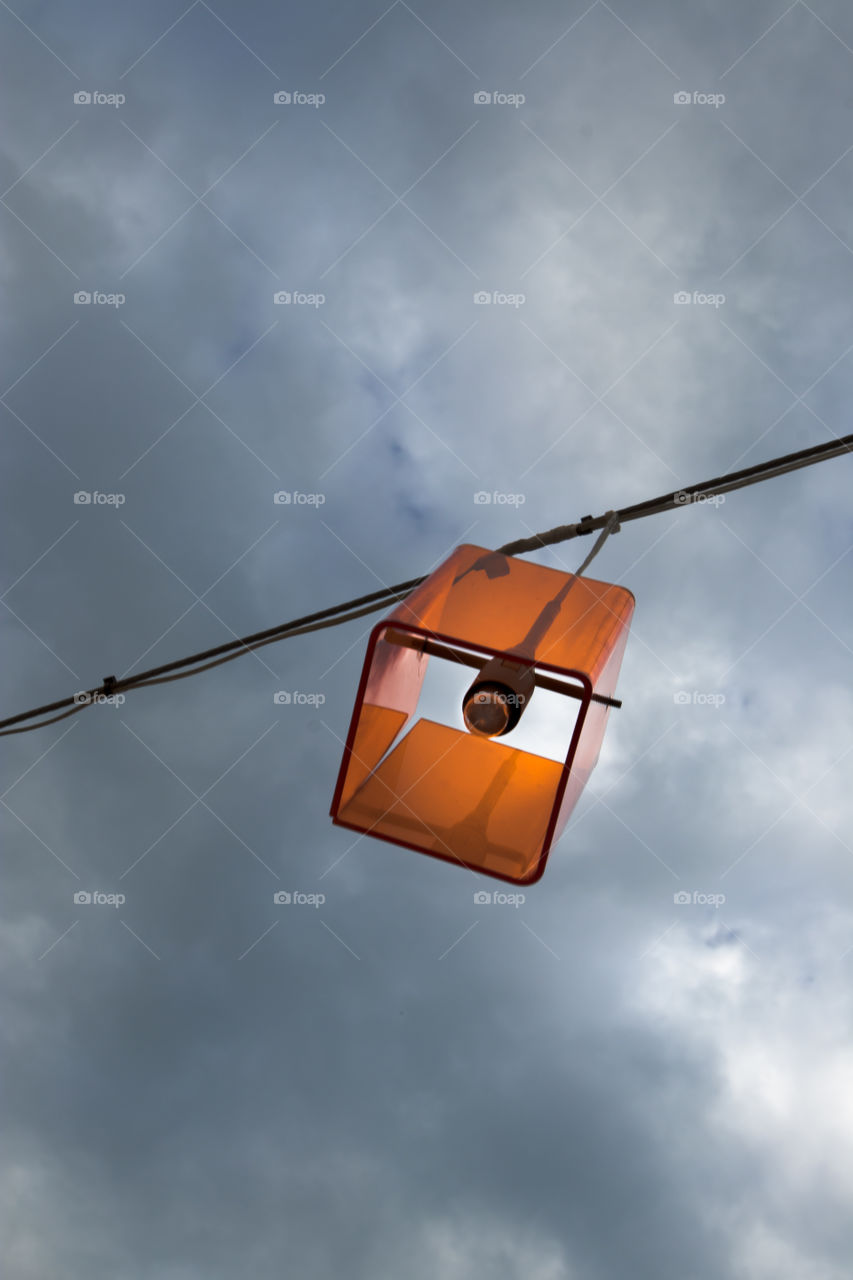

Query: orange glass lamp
[330,544,634,884]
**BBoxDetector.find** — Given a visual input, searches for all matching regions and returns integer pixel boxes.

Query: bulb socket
[462,656,536,737]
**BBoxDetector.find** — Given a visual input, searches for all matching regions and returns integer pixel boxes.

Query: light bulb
[462,657,535,738]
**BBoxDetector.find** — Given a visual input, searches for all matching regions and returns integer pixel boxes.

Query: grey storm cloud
[2,2,853,1278]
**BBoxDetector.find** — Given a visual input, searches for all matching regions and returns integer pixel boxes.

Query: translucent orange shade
[330,544,634,884]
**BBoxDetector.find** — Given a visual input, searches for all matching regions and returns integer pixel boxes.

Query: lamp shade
[330,544,634,884]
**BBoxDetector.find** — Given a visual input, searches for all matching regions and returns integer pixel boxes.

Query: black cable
[498,431,853,555]
[0,597,415,734]
[2,429,851,736]
[129,598,414,689]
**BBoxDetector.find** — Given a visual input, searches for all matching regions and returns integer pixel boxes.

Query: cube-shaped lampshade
[330,544,634,884]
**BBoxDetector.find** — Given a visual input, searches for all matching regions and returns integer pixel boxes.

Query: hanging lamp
[330,544,634,884]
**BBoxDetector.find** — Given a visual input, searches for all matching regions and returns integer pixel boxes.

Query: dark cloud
[2,1,853,1277]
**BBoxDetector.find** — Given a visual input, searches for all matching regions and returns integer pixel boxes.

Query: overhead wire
[1,429,851,737]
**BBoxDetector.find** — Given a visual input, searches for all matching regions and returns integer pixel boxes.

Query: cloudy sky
[2,1,853,1276]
